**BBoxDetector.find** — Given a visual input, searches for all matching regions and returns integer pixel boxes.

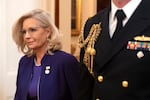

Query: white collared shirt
[109,0,142,38]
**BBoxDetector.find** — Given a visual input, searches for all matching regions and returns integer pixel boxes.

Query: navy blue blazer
[14,50,80,100]
[78,0,150,100]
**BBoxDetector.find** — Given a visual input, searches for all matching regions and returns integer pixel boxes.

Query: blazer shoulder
[19,55,32,63]
[49,51,80,71]
[52,50,78,63]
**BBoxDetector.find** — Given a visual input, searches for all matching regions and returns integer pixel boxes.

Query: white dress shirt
[109,0,142,38]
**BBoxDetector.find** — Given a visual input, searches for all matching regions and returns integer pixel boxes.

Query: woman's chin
[27,45,35,49]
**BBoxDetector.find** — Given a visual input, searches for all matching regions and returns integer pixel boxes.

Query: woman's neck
[34,49,47,66]
[34,43,48,66]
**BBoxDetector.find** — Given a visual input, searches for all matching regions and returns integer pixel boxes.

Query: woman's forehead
[23,18,41,27]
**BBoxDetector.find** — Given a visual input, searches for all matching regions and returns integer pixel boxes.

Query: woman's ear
[46,27,51,38]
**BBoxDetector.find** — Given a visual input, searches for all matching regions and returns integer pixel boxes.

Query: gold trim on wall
[71,0,81,36]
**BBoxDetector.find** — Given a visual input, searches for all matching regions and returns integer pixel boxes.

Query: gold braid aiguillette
[78,23,101,76]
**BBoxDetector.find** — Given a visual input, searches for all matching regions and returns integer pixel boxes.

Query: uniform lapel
[95,9,111,54]
[94,9,112,71]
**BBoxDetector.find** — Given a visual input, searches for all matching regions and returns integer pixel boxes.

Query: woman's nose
[24,31,31,38]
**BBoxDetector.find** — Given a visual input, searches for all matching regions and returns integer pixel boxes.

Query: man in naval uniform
[78,0,150,100]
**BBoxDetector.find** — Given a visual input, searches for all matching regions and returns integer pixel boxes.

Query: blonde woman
[12,9,80,100]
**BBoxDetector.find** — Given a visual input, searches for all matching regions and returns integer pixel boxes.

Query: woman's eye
[29,28,37,32]
[20,30,26,34]
[21,27,40,34]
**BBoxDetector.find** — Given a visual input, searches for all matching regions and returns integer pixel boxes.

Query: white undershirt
[109,0,142,38]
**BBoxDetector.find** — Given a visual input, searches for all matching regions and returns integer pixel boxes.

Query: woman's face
[22,18,50,51]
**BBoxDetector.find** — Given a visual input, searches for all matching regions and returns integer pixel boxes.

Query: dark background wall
[97,0,110,12]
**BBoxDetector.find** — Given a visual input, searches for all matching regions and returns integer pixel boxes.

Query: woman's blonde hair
[12,9,62,56]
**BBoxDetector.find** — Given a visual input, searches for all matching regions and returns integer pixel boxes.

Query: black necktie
[113,9,126,37]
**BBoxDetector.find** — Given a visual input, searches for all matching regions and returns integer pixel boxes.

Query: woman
[12,9,80,100]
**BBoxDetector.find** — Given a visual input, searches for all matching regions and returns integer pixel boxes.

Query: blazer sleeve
[14,56,25,100]
[63,55,81,100]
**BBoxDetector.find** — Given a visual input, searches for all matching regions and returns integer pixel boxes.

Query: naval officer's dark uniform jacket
[77,0,150,100]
